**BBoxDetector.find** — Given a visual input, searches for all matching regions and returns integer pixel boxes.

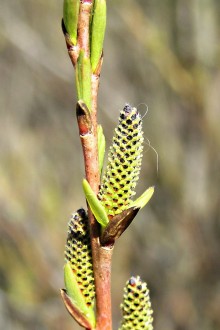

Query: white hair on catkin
[136,102,149,120]
[135,103,159,175]
[143,138,159,175]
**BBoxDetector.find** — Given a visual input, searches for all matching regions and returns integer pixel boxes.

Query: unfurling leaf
[75,50,92,110]
[83,179,109,228]
[63,0,80,45]
[90,0,107,72]
[130,186,155,209]
[63,263,95,329]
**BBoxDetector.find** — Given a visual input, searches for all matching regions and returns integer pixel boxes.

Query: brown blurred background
[0,0,220,329]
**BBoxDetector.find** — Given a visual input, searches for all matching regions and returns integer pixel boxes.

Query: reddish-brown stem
[77,98,112,329]
[62,1,112,327]
[77,107,113,330]
[76,2,113,330]
[77,93,113,330]
[92,246,113,330]
[78,2,92,58]
[77,3,98,186]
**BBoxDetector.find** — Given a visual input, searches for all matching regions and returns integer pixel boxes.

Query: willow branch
[76,2,112,329]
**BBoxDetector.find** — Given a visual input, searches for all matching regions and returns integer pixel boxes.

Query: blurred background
[0,0,220,329]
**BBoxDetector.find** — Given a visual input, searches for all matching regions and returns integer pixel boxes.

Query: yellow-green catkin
[119,276,153,330]
[98,104,144,217]
[65,208,95,307]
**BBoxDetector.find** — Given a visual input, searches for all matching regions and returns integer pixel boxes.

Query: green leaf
[63,0,80,45]
[75,51,92,110]
[130,186,155,209]
[64,262,96,328]
[82,179,109,228]
[98,125,106,174]
[90,0,106,72]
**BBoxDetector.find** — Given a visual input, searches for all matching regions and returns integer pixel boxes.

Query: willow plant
[60,1,154,329]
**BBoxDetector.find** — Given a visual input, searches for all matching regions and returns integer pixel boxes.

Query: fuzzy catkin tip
[65,208,95,306]
[98,104,144,217]
[119,276,153,330]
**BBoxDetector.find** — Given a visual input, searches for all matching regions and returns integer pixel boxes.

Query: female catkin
[98,104,144,217]
[119,276,153,330]
[65,208,95,307]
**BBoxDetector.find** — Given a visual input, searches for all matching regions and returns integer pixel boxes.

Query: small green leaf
[90,0,106,72]
[82,179,109,228]
[64,262,87,311]
[75,50,92,110]
[63,0,80,45]
[130,186,155,209]
[98,125,106,174]
[64,262,96,328]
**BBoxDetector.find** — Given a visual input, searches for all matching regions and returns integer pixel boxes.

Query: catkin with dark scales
[98,104,144,217]
[65,208,95,307]
[119,276,153,330]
